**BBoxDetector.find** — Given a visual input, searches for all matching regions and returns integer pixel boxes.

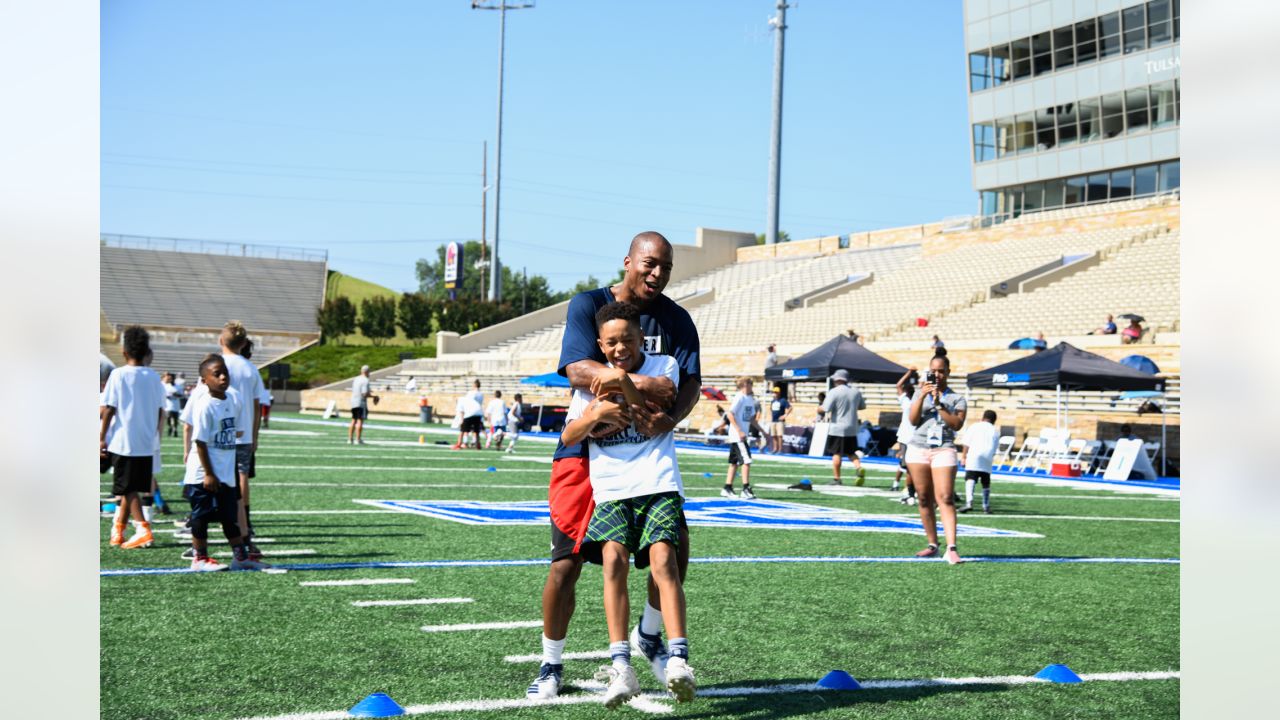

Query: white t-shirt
[222,352,262,446]
[164,382,182,413]
[469,389,484,407]
[460,393,484,418]
[180,381,205,426]
[567,354,683,503]
[896,393,916,444]
[102,365,166,457]
[726,391,759,443]
[184,389,242,487]
[959,421,1001,473]
[260,386,272,406]
[99,391,118,449]
[351,375,371,409]
[486,399,508,427]
[507,401,523,428]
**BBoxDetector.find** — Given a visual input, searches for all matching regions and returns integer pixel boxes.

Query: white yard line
[252,509,399,515]
[212,549,317,557]
[254,466,545,472]
[352,597,473,607]
[420,620,543,633]
[300,578,414,587]
[232,669,1179,720]
[232,482,545,489]
[921,514,1179,523]
[504,650,611,663]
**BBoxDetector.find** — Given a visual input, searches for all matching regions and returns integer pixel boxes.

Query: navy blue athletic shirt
[552,287,700,461]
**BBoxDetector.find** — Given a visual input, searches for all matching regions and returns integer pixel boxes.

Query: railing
[973,191,1180,229]
[101,234,328,263]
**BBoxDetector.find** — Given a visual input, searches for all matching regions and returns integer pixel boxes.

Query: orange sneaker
[121,523,154,549]
[109,523,126,546]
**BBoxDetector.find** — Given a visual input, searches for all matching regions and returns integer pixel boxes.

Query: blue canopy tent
[520,372,570,388]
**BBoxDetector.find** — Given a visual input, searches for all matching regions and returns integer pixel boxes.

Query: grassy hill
[325,269,422,347]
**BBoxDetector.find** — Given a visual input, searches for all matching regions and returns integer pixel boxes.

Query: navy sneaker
[630,624,669,685]
[526,662,563,700]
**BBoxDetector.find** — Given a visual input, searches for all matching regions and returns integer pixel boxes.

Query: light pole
[472,0,534,302]
[765,1,789,246]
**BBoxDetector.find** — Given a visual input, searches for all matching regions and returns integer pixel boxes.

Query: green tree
[357,295,397,346]
[754,230,791,245]
[396,292,435,344]
[316,296,357,345]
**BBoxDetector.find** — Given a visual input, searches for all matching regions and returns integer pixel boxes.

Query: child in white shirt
[560,302,695,708]
[99,326,166,550]
[484,390,509,450]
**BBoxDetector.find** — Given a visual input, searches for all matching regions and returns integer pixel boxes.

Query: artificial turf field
[100,412,1179,719]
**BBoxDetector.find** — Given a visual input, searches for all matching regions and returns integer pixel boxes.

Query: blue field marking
[99,554,1181,577]
[355,498,1044,538]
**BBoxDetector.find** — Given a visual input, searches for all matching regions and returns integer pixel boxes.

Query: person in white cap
[819,369,866,485]
[348,365,377,445]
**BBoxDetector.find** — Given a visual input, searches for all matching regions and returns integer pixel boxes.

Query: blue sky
[102,0,973,294]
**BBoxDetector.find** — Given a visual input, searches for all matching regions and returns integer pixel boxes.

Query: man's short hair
[594,301,641,331]
[494,389,502,398]
[121,325,150,361]
[982,410,997,423]
[735,375,752,389]
[361,364,371,373]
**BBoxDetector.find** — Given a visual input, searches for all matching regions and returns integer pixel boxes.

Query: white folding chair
[1143,441,1162,464]
[993,435,1016,470]
[1091,440,1117,474]
[1009,437,1041,471]
[1077,440,1103,475]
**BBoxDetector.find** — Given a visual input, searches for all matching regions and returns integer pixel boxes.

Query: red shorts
[548,456,594,561]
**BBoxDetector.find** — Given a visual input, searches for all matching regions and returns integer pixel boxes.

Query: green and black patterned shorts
[581,492,683,569]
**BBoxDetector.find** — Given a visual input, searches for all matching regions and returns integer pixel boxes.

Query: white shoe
[719,488,737,499]
[230,556,272,571]
[525,663,562,700]
[190,557,228,572]
[741,486,757,500]
[629,625,668,685]
[596,664,640,710]
[665,656,696,703]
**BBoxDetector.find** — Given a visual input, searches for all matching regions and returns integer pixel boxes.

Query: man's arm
[566,359,675,408]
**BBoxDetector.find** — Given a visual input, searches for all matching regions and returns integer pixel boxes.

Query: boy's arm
[561,396,628,446]
[99,406,116,455]
[566,359,674,408]
[252,399,261,450]
[182,421,193,464]
[195,440,219,491]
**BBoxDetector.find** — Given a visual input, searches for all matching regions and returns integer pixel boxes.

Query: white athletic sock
[610,640,631,669]
[965,478,976,506]
[640,602,663,637]
[541,635,565,665]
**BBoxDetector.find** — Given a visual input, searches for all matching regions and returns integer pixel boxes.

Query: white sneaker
[230,556,272,571]
[190,557,227,572]
[665,656,696,703]
[741,486,757,500]
[629,624,668,685]
[596,664,640,710]
[525,663,562,700]
[719,488,737,499]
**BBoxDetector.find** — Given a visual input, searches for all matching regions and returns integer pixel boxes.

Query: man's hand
[589,368,630,398]
[203,475,220,492]
[99,440,108,458]
[632,401,676,436]
[632,374,676,408]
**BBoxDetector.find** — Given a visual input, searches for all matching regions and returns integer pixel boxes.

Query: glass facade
[972,80,1178,162]
[968,0,1179,92]
[978,160,1179,222]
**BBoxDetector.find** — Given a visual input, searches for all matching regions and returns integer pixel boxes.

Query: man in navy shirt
[526,231,702,701]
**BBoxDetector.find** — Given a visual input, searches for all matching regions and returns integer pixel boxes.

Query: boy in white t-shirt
[484,389,509,450]
[99,326,167,549]
[504,393,524,454]
[958,410,1001,514]
[720,377,759,500]
[561,302,696,708]
[182,355,269,571]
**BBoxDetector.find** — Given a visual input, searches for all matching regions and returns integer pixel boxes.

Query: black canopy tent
[765,335,908,386]
[966,342,1163,428]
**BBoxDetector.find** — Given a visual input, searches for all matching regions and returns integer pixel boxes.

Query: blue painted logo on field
[354,498,1040,538]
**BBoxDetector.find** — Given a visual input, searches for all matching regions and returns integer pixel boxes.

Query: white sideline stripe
[253,509,399,515]
[990,492,1179,502]
[212,549,316,557]
[155,530,278,542]
[421,620,542,633]
[352,597,473,607]
[255,465,547,472]
[259,429,322,436]
[250,453,545,463]
[299,578,414,587]
[231,669,1179,720]
[504,650,611,663]
[232,482,545,489]
[924,514,1179,523]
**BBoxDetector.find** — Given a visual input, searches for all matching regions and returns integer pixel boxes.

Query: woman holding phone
[906,353,968,564]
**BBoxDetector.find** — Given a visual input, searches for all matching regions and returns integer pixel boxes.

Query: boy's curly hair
[594,301,640,330]
[121,325,150,361]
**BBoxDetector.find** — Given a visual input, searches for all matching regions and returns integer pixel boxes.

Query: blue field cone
[102,502,118,513]
[703,472,713,478]
[817,670,861,690]
[349,692,405,717]
[1034,664,1083,683]
[487,466,497,472]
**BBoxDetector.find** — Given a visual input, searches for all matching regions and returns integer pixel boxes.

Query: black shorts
[111,455,153,495]
[248,450,256,480]
[461,416,484,433]
[351,406,367,420]
[964,470,992,485]
[551,521,582,563]
[183,483,241,531]
[167,410,179,420]
[101,451,115,475]
[825,434,859,458]
[727,440,752,466]
[235,445,253,479]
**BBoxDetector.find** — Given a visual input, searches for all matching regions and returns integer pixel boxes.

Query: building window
[1150,80,1177,128]
[1055,103,1079,146]
[1147,0,1173,46]
[969,50,990,92]
[1126,87,1151,134]
[973,123,996,162]
[1011,37,1032,81]
[1075,19,1098,65]
[1045,178,1066,208]
[1086,173,1110,202]
[1123,5,1146,53]
[1015,113,1036,154]
[1100,92,1125,139]
[1035,108,1057,151]
[991,44,1011,87]
[995,117,1016,158]
[1134,165,1158,196]
[1099,12,1122,59]
[1158,160,1180,192]
[1053,26,1075,70]
[1064,175,1087,206]
[1032,31,1053,76]
[1078,97,1101,143]
[1110,168,1134,199]
[981,190,1000,216]
[1023,182,1045,212]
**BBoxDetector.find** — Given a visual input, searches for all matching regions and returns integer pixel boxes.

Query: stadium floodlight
[472,0,535,302]
[765,1,790,246]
